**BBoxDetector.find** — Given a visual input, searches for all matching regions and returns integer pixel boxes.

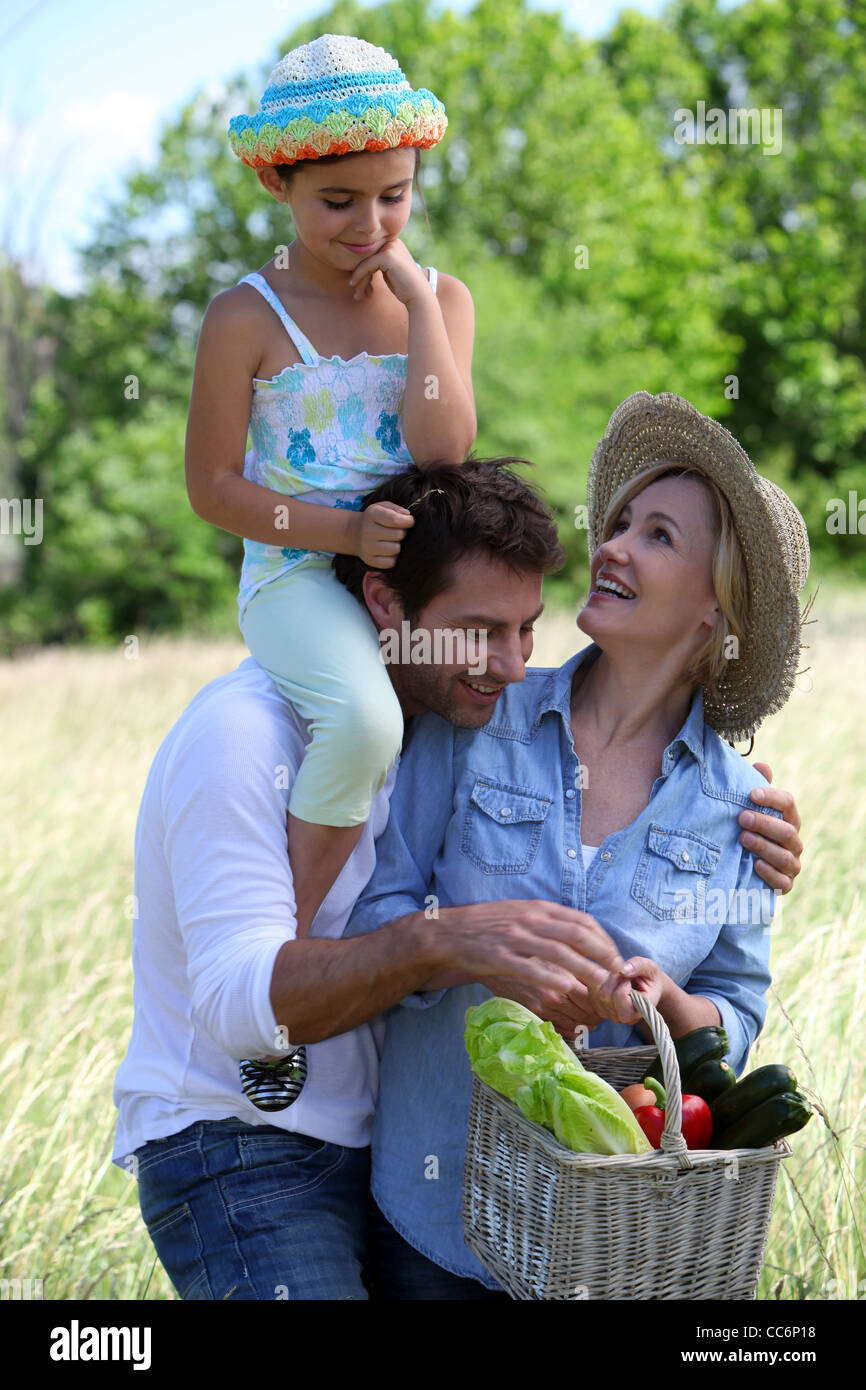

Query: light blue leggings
[240,559,404,827]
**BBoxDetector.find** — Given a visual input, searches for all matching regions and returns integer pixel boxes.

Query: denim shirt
[344,642,779,1287]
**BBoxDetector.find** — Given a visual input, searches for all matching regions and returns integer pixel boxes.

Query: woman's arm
[184,289,362,553]
[584,958,720,1043]
[589,850,773,1072]
[636,970,721,1043]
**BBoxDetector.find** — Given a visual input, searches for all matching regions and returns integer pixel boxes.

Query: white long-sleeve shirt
[111,657,398,1166]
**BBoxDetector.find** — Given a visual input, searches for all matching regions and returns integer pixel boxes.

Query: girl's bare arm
[347,247,476,465]
[401,271,476,465]
[185,288,359,553]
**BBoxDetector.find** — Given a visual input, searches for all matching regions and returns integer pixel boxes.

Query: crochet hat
[228,33,447,169]
[586,391,812,743]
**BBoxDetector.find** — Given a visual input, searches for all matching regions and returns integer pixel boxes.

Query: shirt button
[500,808,512,817]
[567,848,577,859]
[600,851,611,861]
[565,789,575,799]
[681,850,690,863]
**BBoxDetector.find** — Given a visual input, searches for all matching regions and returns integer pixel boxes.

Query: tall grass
[1,593,863,1300]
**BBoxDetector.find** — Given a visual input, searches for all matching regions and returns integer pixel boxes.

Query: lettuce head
[465,998,584,1102]
[465,997,652,1155]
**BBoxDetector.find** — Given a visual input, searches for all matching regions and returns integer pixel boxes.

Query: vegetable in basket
[709,1064,813,1148]
[464,999,652,1156]
[713,1092,812,1149]
[644,1024,729,1089]
[629,1077,713,1150]
[683,1057,737,1105]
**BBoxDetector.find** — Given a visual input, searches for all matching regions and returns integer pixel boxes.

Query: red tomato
[620,1084,657,1112]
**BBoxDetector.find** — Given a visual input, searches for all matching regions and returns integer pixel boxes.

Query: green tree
[3,0,864,649]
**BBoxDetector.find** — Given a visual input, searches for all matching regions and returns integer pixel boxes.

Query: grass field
[1,588,864,1301]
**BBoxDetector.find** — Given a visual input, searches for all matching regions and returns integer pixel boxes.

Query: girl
[185,34,476,958]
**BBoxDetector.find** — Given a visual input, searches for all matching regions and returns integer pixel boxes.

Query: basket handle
[629,990,694,1169]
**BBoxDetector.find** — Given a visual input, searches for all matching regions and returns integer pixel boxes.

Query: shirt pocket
[631,822,722,921]
[460,778,553,874]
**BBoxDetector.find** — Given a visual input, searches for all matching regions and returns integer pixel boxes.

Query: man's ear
[362,571,405,631]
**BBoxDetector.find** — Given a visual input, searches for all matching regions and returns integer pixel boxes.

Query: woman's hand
[585,956,666,1026]
[353,501,414,567]
[348,236,433,305]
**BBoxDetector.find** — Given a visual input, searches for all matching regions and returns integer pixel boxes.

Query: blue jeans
[136,1118,371,1300]
[135,1118,509,1301]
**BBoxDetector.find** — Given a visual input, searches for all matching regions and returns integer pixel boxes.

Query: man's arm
[164,698,627,1053]
[270,899,632,1043]
[270,710,629,1042]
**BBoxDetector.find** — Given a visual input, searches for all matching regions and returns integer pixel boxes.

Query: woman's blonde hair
[598,462,750,703]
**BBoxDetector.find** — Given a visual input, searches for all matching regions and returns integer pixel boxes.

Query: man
[112,455,802,1300]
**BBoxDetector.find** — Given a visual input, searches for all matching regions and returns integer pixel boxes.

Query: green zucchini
[709,1063,797,1132]
[682,1057,737,1104]
[646,1025,729,1085]
[713,1091,812,1149]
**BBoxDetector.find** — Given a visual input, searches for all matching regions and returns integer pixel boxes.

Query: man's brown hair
[332,452,566,623]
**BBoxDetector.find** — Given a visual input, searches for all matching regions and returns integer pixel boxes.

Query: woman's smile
[588,567,638,604]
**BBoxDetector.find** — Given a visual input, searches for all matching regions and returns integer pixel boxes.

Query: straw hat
[585,391,811,742]
[228,33,447,169]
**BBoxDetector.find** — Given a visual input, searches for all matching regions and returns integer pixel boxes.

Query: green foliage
[0,402,239,650]
[1,0,863,648]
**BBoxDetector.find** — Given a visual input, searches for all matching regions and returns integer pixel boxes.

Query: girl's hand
[355,501,415,568]
[585,956,666,1025]
[348,236,432,306]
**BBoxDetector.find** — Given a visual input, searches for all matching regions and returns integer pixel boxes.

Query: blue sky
[0,0,667,291]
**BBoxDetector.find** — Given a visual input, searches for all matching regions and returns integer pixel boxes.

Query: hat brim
[586,392,810,742]
[228,96,447,168]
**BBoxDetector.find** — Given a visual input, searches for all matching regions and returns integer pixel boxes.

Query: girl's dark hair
[274,146,429,226]
[332,453,567,623]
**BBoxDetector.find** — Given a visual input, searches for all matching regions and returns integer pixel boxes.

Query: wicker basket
[463,991,792,1300]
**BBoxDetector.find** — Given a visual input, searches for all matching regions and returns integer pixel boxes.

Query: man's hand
[480,975,607,1038]
[741,762,803,894]
[426,900,627,1003]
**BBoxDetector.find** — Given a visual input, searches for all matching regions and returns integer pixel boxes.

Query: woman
[346,390,812,1295]
[560,389,811,1033]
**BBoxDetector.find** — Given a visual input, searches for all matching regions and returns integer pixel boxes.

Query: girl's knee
[331,683,404,768]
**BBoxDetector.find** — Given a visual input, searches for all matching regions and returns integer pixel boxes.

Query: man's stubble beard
[392,660,497,731]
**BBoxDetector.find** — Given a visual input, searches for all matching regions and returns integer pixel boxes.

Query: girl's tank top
[236,265,439,618]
